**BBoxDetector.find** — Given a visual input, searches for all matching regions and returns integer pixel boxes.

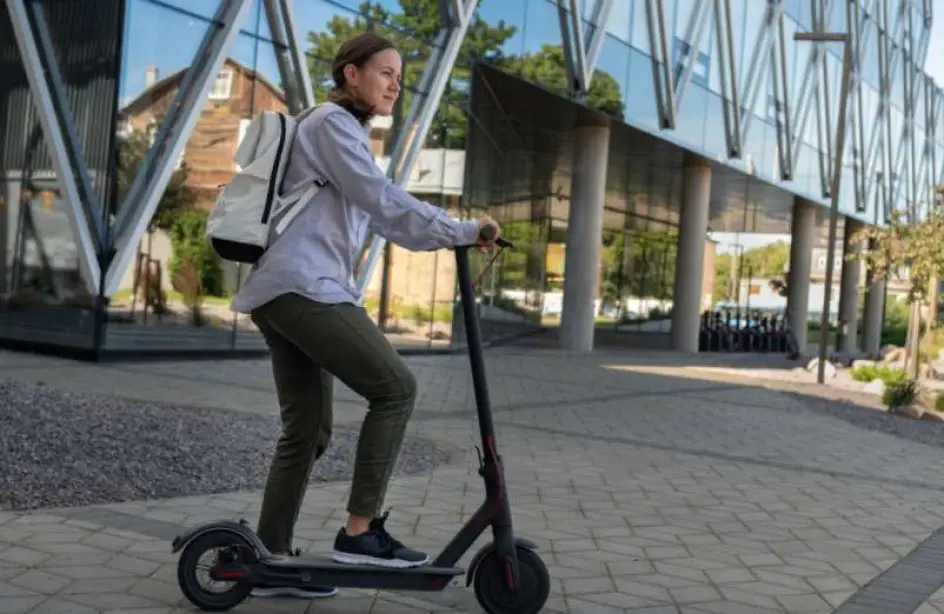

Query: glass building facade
[0,0,940,358]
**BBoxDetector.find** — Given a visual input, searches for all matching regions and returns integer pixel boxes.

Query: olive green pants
[250,293,418,554]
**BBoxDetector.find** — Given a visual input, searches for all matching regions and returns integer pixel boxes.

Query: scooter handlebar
[478,224,513,249]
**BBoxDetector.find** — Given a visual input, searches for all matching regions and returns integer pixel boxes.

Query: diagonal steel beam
[354,0,480,293]
[672,0,712,114]
[739,0,784,145]
[25,1,106,248]
[278,0,315,108]
[644,0,676,129]
[839,0,870,211]
[584,0,614,82]
[787,0,833,176]
[565,0,588,92]
[929,88,942,207]
[863,0,907,200]
[7,0,101,294]
[104,0,252,297]
[555,0,581,94]
[713,0,742,157]
[889,54,924,212]
[264,0,302,113]
[769,7,794,179]
[555,0,613,96]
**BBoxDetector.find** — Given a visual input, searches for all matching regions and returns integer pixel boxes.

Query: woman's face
[346,48,402,116]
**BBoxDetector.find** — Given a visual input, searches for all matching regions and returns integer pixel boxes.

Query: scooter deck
[251,554,466,591]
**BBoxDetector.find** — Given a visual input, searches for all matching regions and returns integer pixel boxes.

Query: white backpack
[205,106,324,263]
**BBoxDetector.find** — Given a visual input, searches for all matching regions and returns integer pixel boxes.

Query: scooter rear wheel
[473,545,550,614]
[177,530,256,612]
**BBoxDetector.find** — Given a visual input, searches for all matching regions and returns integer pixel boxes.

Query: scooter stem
[454,245,497,446]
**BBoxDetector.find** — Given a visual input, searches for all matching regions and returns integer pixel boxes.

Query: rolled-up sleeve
[305,110,480,250]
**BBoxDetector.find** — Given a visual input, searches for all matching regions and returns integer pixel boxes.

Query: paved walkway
[4,346,944,613]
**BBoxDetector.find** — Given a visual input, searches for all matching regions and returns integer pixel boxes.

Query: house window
[749,283,762,296]
[208,69,234,100]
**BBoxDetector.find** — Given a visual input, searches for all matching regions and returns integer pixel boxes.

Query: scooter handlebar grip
[478,225,514,249]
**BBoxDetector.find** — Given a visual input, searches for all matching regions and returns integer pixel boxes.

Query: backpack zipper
[260,112,287,224]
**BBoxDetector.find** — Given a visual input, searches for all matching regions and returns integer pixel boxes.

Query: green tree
[304,0,625,148]
[713,252,733,304]
[114,130,196,232]
[852,188,944,377]
[499,45,625,119]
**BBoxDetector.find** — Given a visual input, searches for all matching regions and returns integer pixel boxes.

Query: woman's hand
[475,215,501,253]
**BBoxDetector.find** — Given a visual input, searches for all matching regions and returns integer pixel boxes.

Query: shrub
[850,364,906,385]
[877,365,907,385]
[882,378,919,412]
[936,392,944,413]
[849,364,877,382]
[169,209,224,297]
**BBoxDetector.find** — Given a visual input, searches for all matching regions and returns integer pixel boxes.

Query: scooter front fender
[171,519,268,556]
[465,537,539,587]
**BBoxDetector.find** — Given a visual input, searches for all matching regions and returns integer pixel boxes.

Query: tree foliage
[850,190,944,303]
[115,131,196,232]
[711,240,792,304]
[304,0,625,148]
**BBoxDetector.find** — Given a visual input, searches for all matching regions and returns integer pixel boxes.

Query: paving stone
[567,595,650,612]
[25,598,99,614]
[9,569,71,594]
[669,585,722,604]
[704,567,755,584]
[776,592,833,611]
[624,606,681,614]
[561,575,617,595]
[0,597,44,613]
[0,580,39,598]
[8,348,944,612]
[692,600,782,614]
[0,546,49,567]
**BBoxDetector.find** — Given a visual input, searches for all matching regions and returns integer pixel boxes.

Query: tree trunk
[906,299,921,379]
[929,275,938,330]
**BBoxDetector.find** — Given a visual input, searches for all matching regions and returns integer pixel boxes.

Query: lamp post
[794,31,852,384]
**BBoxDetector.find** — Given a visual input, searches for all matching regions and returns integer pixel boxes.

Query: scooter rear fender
[465,537,539,587]
[171,519,268,556]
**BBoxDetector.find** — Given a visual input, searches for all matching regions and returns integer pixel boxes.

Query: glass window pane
[604,0,631,42]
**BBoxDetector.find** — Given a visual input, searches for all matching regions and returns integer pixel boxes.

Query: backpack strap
[272,178,327,236]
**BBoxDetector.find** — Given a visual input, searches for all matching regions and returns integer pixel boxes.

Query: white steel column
[559,122,610,353]
[787,198,816,352]
[838,218,864,353]
[7,0,102,295]
[670,157,712,353]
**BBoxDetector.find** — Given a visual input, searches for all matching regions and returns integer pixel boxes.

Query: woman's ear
[343,63,358,87]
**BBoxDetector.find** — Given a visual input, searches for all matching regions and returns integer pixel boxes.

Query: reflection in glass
[0,0,124,349]
[107,0,289,351]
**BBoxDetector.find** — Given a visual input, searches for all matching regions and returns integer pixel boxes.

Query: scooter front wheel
[473,545,550,614]
[177,530,256,611]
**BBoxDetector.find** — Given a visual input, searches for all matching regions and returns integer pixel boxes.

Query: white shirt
[231,102,480,314]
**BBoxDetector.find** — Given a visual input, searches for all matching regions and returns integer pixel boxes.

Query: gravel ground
[0,379,452,511]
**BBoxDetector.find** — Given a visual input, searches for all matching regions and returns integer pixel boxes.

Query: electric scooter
[171,228,551,614]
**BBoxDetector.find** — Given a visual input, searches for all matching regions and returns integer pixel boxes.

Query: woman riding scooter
[230,32,501,600]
